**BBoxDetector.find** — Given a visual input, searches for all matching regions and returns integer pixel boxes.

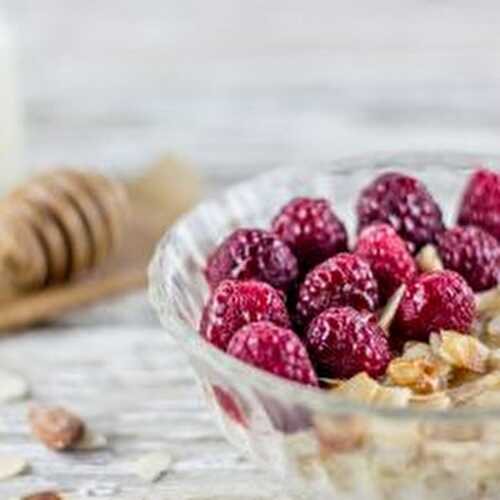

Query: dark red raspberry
[200,280,290,350]
[458,168,500,241]
[393,270,475,342]
[437,226,500,292]
[355,223,418,302]
[271,197,348,272]
[296,253,379,327]
[356,172,444,253]
[306,306,391,379]
[227,321,318,386]
[205,228,298,291]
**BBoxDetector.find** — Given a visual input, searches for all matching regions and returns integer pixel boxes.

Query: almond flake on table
[0,455,29,481]
[74,428,108,451]
[131,451,173,482]
[0,369,30,403]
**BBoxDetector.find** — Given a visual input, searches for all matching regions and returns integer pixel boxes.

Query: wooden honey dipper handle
[0,169,130,291]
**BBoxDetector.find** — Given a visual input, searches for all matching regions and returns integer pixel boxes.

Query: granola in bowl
[150,153,500,499]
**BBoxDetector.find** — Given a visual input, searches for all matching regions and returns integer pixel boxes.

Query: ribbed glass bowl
[150,152,500,500]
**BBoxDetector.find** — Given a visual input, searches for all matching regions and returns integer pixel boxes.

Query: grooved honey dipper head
[0,169,130,291]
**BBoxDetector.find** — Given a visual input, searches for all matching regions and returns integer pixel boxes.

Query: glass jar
[0,12,23,194]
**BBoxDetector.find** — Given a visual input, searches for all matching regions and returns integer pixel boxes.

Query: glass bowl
[149,152,500,500]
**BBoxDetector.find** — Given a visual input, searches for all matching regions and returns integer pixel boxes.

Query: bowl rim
[149,150,500,422]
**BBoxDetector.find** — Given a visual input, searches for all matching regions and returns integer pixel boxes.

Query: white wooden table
[2,1,500,498]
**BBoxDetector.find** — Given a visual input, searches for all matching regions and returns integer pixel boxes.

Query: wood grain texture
[1,0,500,498]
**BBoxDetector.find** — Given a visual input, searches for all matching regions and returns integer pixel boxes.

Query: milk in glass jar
[0,12,23,194]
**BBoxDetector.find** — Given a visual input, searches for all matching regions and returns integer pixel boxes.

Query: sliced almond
[131,452,173,483]
[435,330,490,374]
[333,372,411,408]
[0,456,28,481]
[402,341,434,360]
[29,406,85,451]
[416,244,444,273]
[487,315,500,345]
[476,286,500,315]
[387,357,448,394]
[378,284,406,333]
[0,369,29,403]
[314,415,365,455]
[74,428,108,451]
[18,493,65,500]
[448,372,500,406]
[410,392,451,410]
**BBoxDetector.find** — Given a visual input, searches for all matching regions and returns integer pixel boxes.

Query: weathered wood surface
[2,1,500,498]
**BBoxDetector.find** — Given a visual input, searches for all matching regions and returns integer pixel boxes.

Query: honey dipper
[0,169,129,291]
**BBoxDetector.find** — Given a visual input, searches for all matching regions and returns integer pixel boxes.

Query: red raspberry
[211,385,248,426]
[437,226,500,292]
[296,253,379,327]
[205,228,298,291]
[227,321,318,386]
[458,168,500,241]
[200,280,290,350]
[271,197,348,273]
[355,223,418,302]
[306,306,391,379]
[393,270,475,342]
[356,172,444,253]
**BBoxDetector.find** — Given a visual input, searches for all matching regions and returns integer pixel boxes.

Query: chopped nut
[416,244,444,272]
[0,369,29,403]
[0,456,28,480]
[334,372,411,408]
[131,452,173,482]
[378,284,406,333]
[476,286,500,315]
[29,406,85,451]
[314,415,365,456]
[435,330,490,373]
[387,357,447,394]
[402,341,433,360]
[333,372,379,403]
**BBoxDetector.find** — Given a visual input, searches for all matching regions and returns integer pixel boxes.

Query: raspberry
[227,322,318,386]
[205,228,298,291]
[271,197,348,273]
[393,270,475,342]
[458,168,500,241]
[200,280,290,350]
[211,385,248,426]
[306,306,391,379]
[296,253,379,327]
[437,226,500,292]
[355,223,418,302]
[356,172,444,253]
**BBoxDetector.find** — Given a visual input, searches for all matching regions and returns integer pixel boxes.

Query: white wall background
[4,1,500,185]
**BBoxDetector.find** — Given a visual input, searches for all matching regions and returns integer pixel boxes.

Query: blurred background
[2,1,500,190]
